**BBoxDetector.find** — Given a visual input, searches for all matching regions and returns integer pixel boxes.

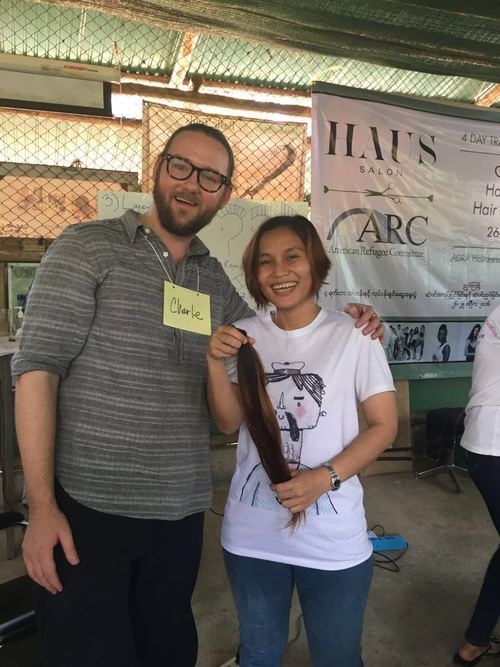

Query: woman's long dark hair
[236,329,303,529]
[234,215,325,529]
[467,324,481,342]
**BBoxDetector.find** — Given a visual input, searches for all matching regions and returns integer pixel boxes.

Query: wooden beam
[120,72,310,103]
[169,32,200,89]
[475,83,500,107]
[0,162,137,187]
[0,238,52,262]
[111,81,310,118]
[0,105,140,128]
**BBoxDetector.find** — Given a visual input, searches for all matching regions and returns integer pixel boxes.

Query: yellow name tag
[163,282,211,336]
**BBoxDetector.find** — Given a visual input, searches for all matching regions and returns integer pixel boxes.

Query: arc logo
[327,208,428,246]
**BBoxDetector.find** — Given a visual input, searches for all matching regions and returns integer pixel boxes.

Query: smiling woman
[206,214,397,666]
[242,215,330,315]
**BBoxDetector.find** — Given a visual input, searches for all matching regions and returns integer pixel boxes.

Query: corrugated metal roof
[0,0,498,107]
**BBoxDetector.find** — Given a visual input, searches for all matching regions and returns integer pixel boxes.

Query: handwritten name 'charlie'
[170,296,203,321]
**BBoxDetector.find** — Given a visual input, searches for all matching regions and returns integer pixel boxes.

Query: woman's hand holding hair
[271,467,331,514]
[207,325,253,362]
[206,325,248,434]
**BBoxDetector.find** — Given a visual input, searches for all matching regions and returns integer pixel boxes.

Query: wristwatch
[322,462,342,491]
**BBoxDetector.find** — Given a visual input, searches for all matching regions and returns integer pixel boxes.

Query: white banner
[311,85,500,318]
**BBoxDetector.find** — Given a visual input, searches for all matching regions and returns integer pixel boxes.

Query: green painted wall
[408,376,471,414]
[391,362,472,414]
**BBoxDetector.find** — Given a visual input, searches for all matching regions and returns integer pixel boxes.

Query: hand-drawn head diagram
[240,360,338,516]
[206,203,248,297]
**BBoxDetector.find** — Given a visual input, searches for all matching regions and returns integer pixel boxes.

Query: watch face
[323,463,341,491]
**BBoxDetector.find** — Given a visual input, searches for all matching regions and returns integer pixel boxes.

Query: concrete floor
[194,452,498,667]
[2,457,498,667]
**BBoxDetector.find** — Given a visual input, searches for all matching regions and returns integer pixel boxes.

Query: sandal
[454,639,500,666]
[486,637,500,657]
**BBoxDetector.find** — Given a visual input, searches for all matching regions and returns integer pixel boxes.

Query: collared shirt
[12,210,254,519]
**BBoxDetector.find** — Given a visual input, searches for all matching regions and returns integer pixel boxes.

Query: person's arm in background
[442,344,451,362]
[344,303,384,341]
[15,371,79,594]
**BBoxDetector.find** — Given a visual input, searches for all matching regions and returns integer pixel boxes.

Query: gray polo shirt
[12,210,254,520]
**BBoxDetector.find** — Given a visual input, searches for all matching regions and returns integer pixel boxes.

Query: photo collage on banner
[383,320,484,365]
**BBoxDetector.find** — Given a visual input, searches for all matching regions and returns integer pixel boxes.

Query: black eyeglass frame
[162,153,231,192]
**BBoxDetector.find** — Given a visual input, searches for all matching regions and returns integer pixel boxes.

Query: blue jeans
[463,450,500,646]
[223,549,373,667]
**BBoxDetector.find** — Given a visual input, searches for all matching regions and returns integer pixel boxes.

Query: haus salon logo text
[323,121,436,247]
[326,121,437,167]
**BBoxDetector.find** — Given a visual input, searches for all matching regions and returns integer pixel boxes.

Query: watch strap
[322,462,342,491]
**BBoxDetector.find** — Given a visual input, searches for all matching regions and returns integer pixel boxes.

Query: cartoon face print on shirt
[267,362,325,467]
[239,359,338,516]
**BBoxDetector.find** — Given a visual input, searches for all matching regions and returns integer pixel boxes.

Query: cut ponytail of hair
[236,329,303,529]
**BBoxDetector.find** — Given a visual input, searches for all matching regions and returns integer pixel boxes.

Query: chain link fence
[0,95,310,332]
[0,0,492,326]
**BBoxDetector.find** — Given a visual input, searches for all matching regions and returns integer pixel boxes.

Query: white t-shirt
[461,305,500,456]
[221,308,395,571]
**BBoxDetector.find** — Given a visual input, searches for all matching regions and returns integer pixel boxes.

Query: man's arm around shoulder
[15,371,79,594]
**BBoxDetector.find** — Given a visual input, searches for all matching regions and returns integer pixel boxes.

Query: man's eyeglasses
[162,154,230,193]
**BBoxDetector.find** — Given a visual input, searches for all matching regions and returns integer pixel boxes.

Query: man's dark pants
[35,481,204,667]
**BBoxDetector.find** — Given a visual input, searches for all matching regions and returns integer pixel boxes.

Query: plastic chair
[0,510,40,667]
[416,407,466,493]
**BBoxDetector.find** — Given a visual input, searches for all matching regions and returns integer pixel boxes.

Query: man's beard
[153,181,217,237]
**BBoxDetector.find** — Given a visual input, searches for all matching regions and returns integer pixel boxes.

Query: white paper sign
[97,191,152,218]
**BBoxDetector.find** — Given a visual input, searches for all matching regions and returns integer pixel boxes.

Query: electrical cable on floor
[369,523,385,535]
[210,507,225,517]
[285,612,304,652]
[372,548,408,573]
